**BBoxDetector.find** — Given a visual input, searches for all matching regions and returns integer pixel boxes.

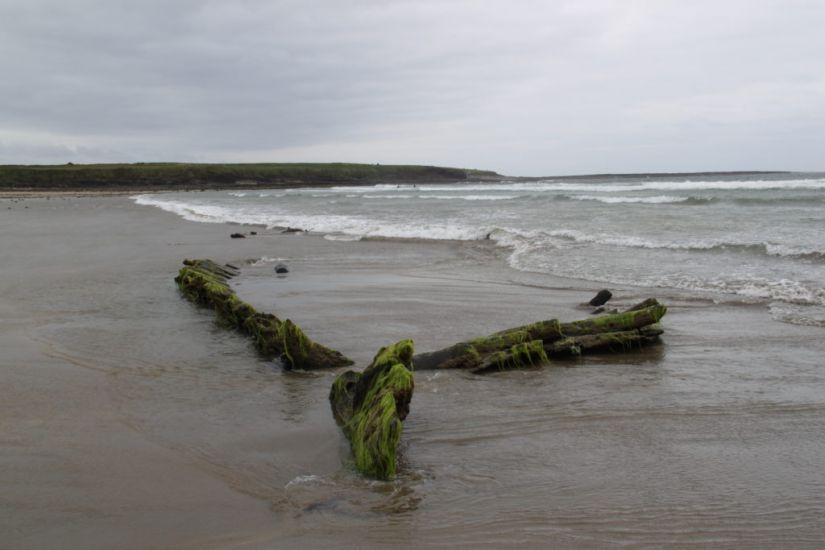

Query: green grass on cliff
[0,162,499,190]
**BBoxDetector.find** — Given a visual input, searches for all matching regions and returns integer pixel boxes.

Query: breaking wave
[541,229,825,261]
[361,193,518,201]
[321,177,825,194]
[134,193,825,263]
[133,194,487,241]
[134,185,825,311]
[567,195,716,205]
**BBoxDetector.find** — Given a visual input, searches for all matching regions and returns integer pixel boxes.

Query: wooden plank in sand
[175,258,353,370]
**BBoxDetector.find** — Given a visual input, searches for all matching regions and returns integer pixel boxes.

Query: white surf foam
[133,195,281,226]
[134,194,489,240]
[317,177,825,195]
[134,192,825,307]
[323,234,362,242]
[419,194,519,201]
[570,194,693,204]
[249,256,290,266]
[542,229,825,259]
[769,303,825,327]
[362,194,414,199]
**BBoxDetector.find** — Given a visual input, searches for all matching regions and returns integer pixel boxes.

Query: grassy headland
[0,163,500,192]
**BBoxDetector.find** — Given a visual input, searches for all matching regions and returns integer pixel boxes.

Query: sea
[135,171,825,327]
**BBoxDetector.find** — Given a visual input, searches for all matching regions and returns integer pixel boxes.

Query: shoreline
[8,190,811,318]
[0,188,175,198]
[2,167,812,199]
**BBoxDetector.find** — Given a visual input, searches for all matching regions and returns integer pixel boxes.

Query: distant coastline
[513,170,791,182]
[0,162,499,195]
[0,162,798,197]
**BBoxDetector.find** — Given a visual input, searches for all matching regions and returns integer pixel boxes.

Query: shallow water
[234,260,825,547]
[3,196,825,548]
[135,172,825,326]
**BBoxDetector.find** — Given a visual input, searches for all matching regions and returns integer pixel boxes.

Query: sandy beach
[3,195,825,549]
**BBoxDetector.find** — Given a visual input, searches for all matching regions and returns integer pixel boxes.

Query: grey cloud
[1,0,824,174]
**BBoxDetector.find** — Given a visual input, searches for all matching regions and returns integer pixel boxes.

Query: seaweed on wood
[175,258,353,370]
[175,259,670,480]
[329,339,415,480]
[413,301,667,373]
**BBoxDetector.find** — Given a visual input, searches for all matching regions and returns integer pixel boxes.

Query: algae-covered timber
[470,340,549,374]
[329,339,415,480]
[560,303,667,337]
[175,259,352,370]
[413,300,668,372]
[545,326,664,357]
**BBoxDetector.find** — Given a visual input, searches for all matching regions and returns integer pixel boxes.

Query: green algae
[472,340,549,373]
[175,259,352,370]
[413,303,668,371]
[561,304,667,336]
[368,339,415,371]
[490,319,564,343]
[276,319,310,369]
[546,329,654,356]
[348,362,413,479]
[603,331,642,352]
[548,337,582,357]
[329,339,415,480]
[470,330,527,350]
[413,318,564,371]
[510,340,548,367]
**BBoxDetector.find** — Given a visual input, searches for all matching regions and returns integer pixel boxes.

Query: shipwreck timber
[175,259,353,370]
[174,260,669,480]
[413,301,667,373]
[329,339,415,480]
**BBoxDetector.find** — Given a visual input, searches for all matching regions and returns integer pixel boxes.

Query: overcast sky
[1,0,823,175]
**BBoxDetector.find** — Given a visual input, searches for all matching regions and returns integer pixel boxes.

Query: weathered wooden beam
[175,259,353,370]
[560,303,667,337]
[329,339,415,480]
[413,301,667,371]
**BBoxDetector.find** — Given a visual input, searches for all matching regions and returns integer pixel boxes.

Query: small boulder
[230,233,246,239]
[275,264,289,274]
[250,231,257,235]
[589,289,612,307]
[282,227,304,234]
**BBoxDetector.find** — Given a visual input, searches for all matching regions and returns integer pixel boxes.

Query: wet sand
[2,196,825,548]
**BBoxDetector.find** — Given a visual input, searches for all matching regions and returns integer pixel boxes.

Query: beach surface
[2,195,825,548]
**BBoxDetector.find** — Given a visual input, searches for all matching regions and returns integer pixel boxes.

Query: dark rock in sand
[589,289,612,307]
[250,231,257,235]
[282,227,305,234]
[275,264,289,274]
[230,233,245,239]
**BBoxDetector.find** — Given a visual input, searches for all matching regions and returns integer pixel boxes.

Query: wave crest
[567,194,717,205]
